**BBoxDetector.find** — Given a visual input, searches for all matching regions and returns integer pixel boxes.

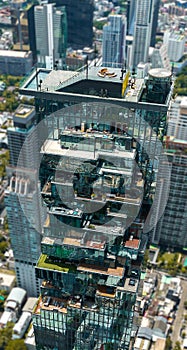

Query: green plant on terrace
[38,254,76,273]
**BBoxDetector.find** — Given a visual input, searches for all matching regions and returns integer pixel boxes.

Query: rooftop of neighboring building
[0,272,15,290]
[11,104,36,129]
[137,326,153,340]
[124,237,140,250]
[22,297,38,313]
[153,315,167,334]
[0,310,16,327]
[0,50,32,58]
[6,287,27,306]
[168,31,185,40]
[14,104,35,119]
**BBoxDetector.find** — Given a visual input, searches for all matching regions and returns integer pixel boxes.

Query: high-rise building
[167,96,187,141]
[11,1,37,62]
[7,105,36,168]
[5,105,45,296]
[150,0,160,47]
[33,112,144,350]
[0,50,33,76]
[155,138,187,250]
[102,15,127,68]
[163,30,186,62]
[132,0,154,69]
[151,45,171,71]
[153,97,187,250]
[19,65,173,348]
[126,0,136,35]
[34,4,67,69]
[127,0,159,46]
[48,0,94,49]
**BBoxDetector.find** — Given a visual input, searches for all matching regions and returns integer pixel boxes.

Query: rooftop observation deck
[20,67,127,93]
[19,66,172,112]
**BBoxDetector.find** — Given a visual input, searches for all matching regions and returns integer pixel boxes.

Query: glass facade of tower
[5,105,45,296]
[132,0,154,68]
[155,139,187,250]
[32,110,144,350]
[102,15,126,68]
[19,65,173,348]
[49,0,94,49]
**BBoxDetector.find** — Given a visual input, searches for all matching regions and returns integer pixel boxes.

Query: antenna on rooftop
[94,43,97,67]
[120,64,126,81]
[86,55,88,79]
[36,65,39,91]
[39,80,43,91]
[54,60,59,70]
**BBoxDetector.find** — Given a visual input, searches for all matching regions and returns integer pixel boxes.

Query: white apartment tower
[167,96,187,141]
[34,4,67,69]
[163,30,185,62]
[132,0,154,68]
[102,14,126,68]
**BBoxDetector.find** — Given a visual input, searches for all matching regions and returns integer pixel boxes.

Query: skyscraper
[153,97,187,250]
[34,4,67,69]
[132,0,154,68]
[33,107,144,350]
[154,138,187,250]
[5,105,45,296]
[151,45,171,71]
[19,65,173,348]
[11,1,37,62]
[49,0,94,49]
[126,0,136,35]
[150,0,160,47]
[102,15,127,68]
